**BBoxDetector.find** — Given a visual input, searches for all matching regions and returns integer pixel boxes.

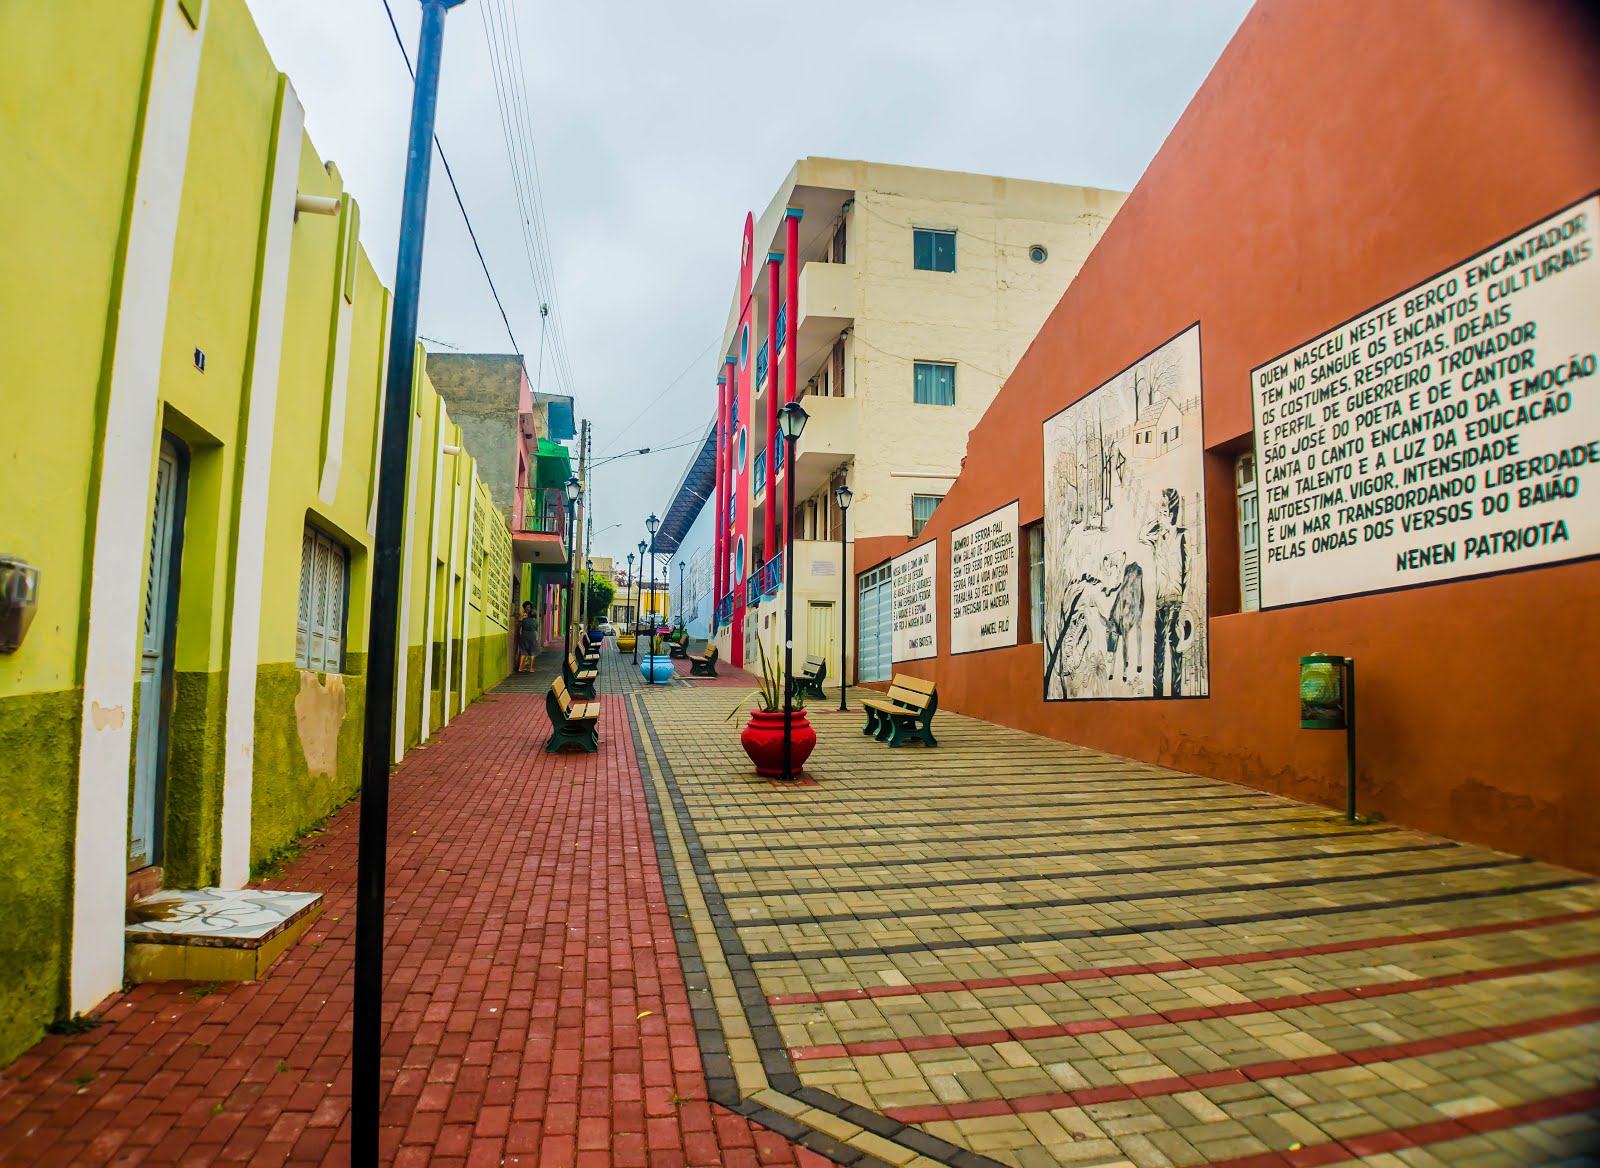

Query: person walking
[516,601,539,673]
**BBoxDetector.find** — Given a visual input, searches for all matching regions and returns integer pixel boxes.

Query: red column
[782,209,801,557]
[764,254,780,565]
[713,372,728,624]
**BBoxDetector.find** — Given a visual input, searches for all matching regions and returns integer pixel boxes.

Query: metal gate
[857,563,892,683]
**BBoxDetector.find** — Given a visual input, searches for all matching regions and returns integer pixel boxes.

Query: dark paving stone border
[625,696,1009,1168]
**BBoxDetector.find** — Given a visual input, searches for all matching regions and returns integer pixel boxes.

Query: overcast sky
[247,0,1252,569]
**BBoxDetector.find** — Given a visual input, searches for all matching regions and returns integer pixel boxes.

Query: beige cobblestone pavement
[625,685,1600,1168]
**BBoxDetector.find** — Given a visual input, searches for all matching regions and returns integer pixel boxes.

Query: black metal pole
[838,506,848,712]
[782,437,796,781]
[679,562,685,626]
[353,3,460,1164]
[647,542,656,682]
[562,505,575,661]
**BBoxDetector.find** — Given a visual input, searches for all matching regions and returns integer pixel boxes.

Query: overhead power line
[477,0,579,397]
[378,0,527,359]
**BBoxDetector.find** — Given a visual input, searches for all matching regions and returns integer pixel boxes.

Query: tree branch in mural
[1041,326,1208,701]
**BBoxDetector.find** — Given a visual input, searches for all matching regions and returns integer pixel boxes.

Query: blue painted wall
[672,498,715,640]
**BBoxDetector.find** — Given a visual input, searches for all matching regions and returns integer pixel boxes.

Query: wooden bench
[688,643,719,677]
[564,648,598,699]
[789,654,827,701]
[667,630,691,659]
[545,676,599,753]
[571,628,600,664]
[861,675,939,748]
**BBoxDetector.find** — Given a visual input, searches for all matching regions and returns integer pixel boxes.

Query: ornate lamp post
[583,557,593,636]
[645,514,660,682]
[834,481,852,711]
[625,552,634,640]
[776,401,808,781]
[562,476,581,659]
[634,539,646,662]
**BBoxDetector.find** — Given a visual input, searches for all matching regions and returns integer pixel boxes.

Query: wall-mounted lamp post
[777,400,808,781]
[833,482,852,711]
[1300,654,1357,821]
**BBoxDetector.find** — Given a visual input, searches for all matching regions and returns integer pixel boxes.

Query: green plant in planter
[726,636,804,720]
[650,633,667,658]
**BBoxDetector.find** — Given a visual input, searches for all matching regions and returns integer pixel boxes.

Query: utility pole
[582,416,595,627]
[354,3,466,1165]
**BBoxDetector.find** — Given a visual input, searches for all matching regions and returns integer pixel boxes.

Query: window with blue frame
[913,361,956,405]
[911,494,944,537]
[913,228,956,272]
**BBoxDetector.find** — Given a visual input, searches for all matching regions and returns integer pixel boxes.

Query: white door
[857,564,892,683]
[806,601,836,678]
[131,440,183,871]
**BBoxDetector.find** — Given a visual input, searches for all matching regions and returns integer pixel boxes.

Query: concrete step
[124,887,323,983]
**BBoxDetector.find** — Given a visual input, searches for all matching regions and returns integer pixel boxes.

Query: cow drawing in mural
[1041,325,1208,701]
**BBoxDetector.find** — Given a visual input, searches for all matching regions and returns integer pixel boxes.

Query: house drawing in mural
[1042,325,1208,701]
[1132,395,1183,457]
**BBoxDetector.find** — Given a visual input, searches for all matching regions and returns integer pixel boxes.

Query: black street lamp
[634,539,646,662]
[645,514,660,682]
[562,476,581,660]
[678,560,685,628]
[777,401,808,781]
[625,552,634,642]
[834,481,853,712]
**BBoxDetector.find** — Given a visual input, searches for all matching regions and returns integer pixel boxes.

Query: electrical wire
[378,0,525,357]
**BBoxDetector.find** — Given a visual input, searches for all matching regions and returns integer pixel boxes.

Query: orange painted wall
[870,0,1600,872]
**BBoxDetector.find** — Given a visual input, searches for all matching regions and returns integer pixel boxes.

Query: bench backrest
[699,643,718,662]
[551,676,572,715]
[799,655,825,678]
[885,674,936,712]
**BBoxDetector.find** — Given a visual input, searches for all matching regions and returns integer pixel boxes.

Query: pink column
[764,254,781,565]
[713,372,728,623]
[782,208,801,555]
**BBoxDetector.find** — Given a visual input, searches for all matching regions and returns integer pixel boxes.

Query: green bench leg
[546,723,598,753]
[862,708,879,736]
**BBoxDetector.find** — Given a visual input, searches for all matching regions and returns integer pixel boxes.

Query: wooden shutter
[1237,454,1260,612]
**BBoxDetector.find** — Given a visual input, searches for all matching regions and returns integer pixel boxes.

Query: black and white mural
[1042,324,1208,700]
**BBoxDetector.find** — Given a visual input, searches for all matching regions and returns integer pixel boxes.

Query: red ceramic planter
[740,710,817,777]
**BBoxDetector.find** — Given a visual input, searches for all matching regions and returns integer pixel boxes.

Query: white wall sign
[890,541,938,662]
[1042,325,1208,700]
[1252,195,1600,608]
[950,501,1019,654]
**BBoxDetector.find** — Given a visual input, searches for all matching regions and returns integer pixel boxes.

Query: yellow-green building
[0,0,522,1064]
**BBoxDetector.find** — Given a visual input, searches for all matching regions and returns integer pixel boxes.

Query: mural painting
[1041,324,1208,700]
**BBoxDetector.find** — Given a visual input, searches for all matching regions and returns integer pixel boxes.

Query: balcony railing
[715,593,734,629]
[753,449,766,494]
[774,435,785,472]
[774,300,787,352]
[755,339,769,387]
[516,486,566,537]
[745,553,783,605]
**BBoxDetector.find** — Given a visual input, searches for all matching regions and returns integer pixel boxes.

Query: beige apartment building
[659,157,1126,682]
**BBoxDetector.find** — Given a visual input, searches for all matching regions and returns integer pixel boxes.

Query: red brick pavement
[0,683,830,1168]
